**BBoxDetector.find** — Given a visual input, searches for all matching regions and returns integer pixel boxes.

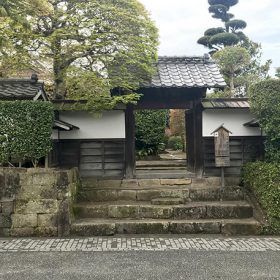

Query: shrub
[135,110,167,155]
[243,162,280,234]
[168,136,184,151]
[0,101,54,166]
[249,79,280,162]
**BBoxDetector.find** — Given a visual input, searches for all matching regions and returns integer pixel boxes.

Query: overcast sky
[139,0,280,75]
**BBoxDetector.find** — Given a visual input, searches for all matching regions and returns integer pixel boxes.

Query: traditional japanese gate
[123,56,225,179]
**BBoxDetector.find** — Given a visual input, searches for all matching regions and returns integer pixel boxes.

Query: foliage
[213,46,251,96]
[198,0,271,96]
[243,162,280,234]
[0,0,51,77]
[0,101,54,166]
[249,79,280,162]
[275,67,280,79]
[1,0,158,99]
[65,69,141,112]
[168,136,184,151]
[198,0,246,51]
[135,110,168,156]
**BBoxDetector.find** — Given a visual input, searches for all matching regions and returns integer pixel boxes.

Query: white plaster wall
[203,109,262,137]
[53,110,125,139]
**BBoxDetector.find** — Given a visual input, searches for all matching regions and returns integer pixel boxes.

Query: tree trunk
[229,74,235,97]
[53,38,66,99]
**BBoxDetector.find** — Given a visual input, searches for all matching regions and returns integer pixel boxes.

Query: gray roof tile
[144,56,226,88]
[0,77,47,100]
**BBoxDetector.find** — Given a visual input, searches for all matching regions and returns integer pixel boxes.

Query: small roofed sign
[211,125,232,167]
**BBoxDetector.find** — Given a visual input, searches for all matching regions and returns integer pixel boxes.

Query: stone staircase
[136,160,193,179]
[71,178,261,236]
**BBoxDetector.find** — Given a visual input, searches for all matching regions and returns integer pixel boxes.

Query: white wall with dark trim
[53,110,126,139]
[203,109,262,137]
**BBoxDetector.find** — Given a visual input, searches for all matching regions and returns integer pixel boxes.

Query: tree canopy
[213,46,250,96]
[0,0,159,104]
[198,0,247,51]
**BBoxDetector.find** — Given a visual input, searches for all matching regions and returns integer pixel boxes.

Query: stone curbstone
[11,214,38,228]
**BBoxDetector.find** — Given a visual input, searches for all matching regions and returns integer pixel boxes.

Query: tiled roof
[202,98,250,109]
[0,75,47,100]
[145,56,226,88]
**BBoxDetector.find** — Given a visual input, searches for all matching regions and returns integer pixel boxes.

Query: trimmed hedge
[243,162,280,234]
[135,110,168,155]
[0,101,54,166]
[249,79,280,162]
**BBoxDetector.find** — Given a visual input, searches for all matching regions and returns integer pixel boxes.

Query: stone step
[136,166,188,171]
[78,186,245,203]
[73,201,253,220]
[71,218,261,236]
[136,160,187,168]
[151,198,184,205]
[135,171,192,179]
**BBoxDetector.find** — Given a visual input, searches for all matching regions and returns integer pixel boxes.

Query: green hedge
[135,110,167,155]
[249,79,280,162]
[0,101,54,166]
[243,162,280,234]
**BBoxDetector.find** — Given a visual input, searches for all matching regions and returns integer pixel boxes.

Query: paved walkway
[1,236,280,252]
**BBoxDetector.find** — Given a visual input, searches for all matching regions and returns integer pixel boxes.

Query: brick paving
[0,236,280,252]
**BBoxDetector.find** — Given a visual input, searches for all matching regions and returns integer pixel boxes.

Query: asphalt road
[0,250,279,280]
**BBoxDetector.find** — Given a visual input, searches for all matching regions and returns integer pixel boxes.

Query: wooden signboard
[211,125,232,188]
[213,127,231,167]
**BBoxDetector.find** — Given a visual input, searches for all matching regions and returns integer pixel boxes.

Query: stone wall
[0,168,79,237]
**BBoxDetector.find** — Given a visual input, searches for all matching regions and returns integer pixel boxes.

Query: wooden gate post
[125,104,136,179]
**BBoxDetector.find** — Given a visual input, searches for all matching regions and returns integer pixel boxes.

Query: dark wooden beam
[125,104,136,179]
[193,101,204,175]
[136,87,206,109]
[186,108,195,171]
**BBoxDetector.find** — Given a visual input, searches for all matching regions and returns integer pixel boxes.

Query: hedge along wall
[0,168,79,237]
[249,79,280,162]
[0,101,54,166]
[243,162,280,234]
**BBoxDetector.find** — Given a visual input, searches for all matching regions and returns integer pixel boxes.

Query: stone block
[108,205,139,219]
[38,214,58,227]
[18,184,57,200]
[121,179,139,188]
[160,179,192,186]
[98,180,122,188]
[138,179,161,188]
[138,206,173,219]
[71,222,116,236]
[15,199,58,214]
[10,227,36,237]
[56,171,70,190]
[117,190,137,201]
[221,221,261,235]
[57,200,71,237]
[35,227,58,237]
[137,189,189,201]
[12,214,38,228]
[206,205,253,219]
[173,205,206,219]
[220,187,245,201]
[80,190,118,202]
[0,228,10,237]
[170,221,221,234]
[116,221,169,234]
[189,188,220,201]
[32,172,56,186]
[74,204,108,219]
[0,213,12,227]
[2,173,20,199]
[1,200,14,214]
